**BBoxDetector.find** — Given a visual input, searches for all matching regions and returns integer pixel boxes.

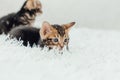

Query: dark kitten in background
[0,0,42,34]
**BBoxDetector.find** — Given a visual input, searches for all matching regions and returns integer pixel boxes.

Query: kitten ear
[24,0,42,11]
[63,22,76,30]
[40,21,52,39]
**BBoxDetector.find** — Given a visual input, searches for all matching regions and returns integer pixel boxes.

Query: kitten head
[19,0,42,25]
[40,21,75,50]
[22,0,42,15]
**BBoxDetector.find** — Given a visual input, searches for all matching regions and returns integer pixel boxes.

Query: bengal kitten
[0,0,42,34]
[9,21,75,50]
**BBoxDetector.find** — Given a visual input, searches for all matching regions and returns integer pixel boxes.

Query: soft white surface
[0,28,120,80]
[0,0,120,80]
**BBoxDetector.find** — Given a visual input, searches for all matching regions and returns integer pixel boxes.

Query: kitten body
[9,22,75,50]
[9,26,41,47]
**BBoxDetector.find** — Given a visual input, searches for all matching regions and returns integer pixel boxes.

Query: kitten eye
[53,38,58,42]
[64,38,69,43]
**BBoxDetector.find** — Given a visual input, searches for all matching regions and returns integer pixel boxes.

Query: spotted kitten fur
[0,0,42,34]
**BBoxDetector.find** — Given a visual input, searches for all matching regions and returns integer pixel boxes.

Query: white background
[0,0,120,29]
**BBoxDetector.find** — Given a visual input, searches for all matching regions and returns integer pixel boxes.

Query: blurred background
[0,0,120,30]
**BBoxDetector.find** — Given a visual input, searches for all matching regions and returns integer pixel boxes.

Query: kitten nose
[59,40,64,50]
[59,44,64,50]
[59,46,64,50]
[60,45,64,48]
